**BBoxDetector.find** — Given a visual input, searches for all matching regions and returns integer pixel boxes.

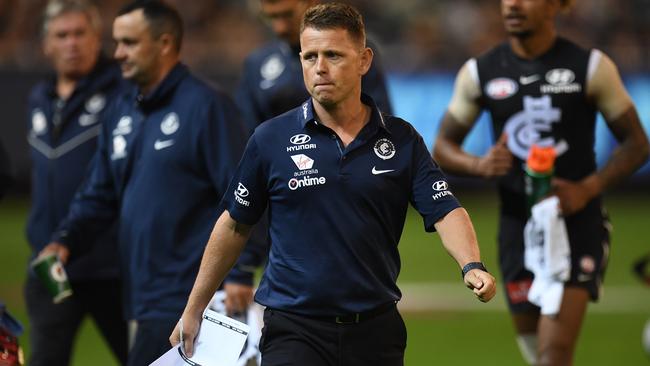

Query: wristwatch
[461,262,488,279]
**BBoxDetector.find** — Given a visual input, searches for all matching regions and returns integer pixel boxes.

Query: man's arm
[40,121,119,262]
[170,210,252,357]
[433,60,513,178]
[553,52,650,214]
[434,207,496,302]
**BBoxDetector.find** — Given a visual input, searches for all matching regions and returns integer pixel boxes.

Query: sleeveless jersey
[475,37,600,217]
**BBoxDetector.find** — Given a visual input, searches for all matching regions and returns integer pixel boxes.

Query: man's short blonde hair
[42,0,101,36]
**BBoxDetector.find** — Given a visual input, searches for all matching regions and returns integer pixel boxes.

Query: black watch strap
[461,262,487,279]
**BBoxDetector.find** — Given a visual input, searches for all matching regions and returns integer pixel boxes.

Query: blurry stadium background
[1,0,648,364]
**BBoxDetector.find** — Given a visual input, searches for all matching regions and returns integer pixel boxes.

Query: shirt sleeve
[447,59,483,127]
[585,49,634,122]
[220,134,269,226]
[52,116,119,253]
[409,133,461,232]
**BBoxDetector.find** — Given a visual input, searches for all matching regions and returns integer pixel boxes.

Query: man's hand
[224,283,254,315]
[475,133,513,178]
[39,242,70,264]
[464,269,496,303]
[170,311,202,358]
[552,175,601,215]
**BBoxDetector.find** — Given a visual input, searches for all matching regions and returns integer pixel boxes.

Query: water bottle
[524,145,556,215]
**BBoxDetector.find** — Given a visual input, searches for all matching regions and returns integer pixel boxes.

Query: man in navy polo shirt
[40,1,265,365]
[172,3,496,365]
[235,0,392,133]
[25,1,127,364]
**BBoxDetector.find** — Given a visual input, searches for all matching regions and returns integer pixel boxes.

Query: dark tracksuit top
[26,56,122,281]
[223,94,460,316]
[236,40,393,134]
[54,64,265,320]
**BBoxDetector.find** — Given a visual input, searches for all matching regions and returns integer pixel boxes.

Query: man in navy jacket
[25,1,127,364]
[236,0,392,133]
[41,1,265,365]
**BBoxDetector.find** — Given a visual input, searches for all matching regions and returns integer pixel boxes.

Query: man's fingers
[169,324,180,346]
[183,337,195,357]
[496,132,508,146]
[466,270,496,303]
[464,271,484,289]
[58,246,70,264]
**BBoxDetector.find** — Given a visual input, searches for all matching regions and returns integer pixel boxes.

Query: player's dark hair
[118,0,183,52]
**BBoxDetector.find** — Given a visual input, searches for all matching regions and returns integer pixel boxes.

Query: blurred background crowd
[1,0,649,84]
[1,0,649,189]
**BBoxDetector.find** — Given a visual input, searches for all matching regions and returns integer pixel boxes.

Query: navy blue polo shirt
[223,94,460,316]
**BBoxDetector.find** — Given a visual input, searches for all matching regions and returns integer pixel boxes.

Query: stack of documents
[150,309,250,366]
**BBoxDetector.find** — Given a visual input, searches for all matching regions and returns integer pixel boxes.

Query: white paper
[150,309,251,366]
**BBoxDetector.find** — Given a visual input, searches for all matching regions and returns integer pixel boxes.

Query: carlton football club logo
[85,93,106,114]
[373,138,395,160]
[114,116,132,135]
[260,54,285,90]
[161,113,180,135]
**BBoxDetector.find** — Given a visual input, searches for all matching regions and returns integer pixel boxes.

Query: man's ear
[159,33,175,56]
[359,46,373,76]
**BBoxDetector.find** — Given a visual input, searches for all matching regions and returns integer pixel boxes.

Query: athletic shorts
[498,201,611,313]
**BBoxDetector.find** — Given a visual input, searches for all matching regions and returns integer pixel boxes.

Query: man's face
[300,26,371,108]
[112,9,162,87]
[43,11,100,79]
[501,0,558,37]
[261,0,313,46]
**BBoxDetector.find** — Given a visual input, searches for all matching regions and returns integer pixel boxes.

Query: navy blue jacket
[26,56,122,281]
[55,64,264,320]
[223,94,460,316]
[236,40,393,133]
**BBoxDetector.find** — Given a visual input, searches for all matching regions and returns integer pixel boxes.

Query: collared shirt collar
[298,93,390,134]
[45,53,115,100]
[128,62,188,111]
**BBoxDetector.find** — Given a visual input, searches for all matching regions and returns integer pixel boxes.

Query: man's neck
[56,75,78,100]
[313,95,370,147]
[508,27,557,60]
[139,60,178,96]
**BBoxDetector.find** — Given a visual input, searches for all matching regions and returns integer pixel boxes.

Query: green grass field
[1,192,649,365]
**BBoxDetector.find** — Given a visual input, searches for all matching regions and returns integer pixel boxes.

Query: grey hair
[42,0,101,36]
